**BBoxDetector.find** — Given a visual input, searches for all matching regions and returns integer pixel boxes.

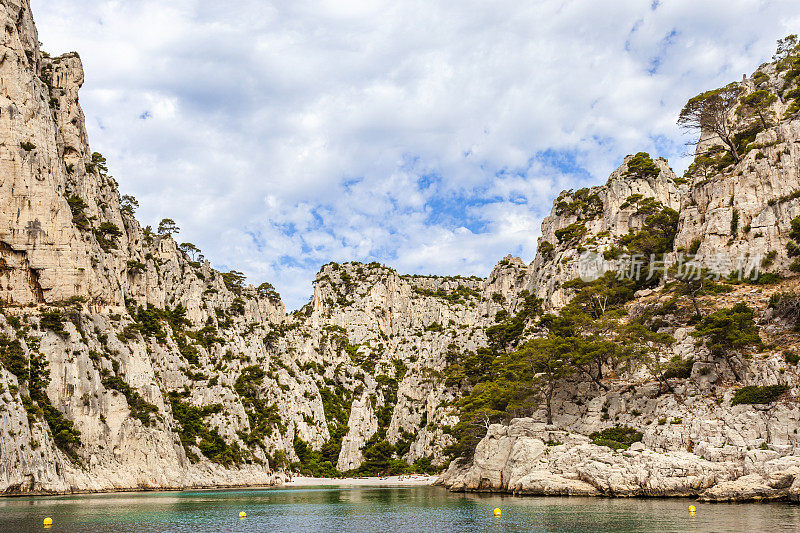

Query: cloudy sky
[31,0,800,308]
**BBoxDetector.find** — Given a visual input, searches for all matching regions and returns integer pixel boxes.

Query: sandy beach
[282,475,438,487]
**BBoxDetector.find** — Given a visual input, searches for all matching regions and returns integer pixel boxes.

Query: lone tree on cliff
[157,218,180,236]
[179,242,201,261]
[678,82,742,162]
[120,194,139,216]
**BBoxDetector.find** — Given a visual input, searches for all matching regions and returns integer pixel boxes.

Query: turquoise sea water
[2,485,800,532]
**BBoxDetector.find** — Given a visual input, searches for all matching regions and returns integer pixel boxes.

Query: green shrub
[221,270,246,293]
[691,303,761,380]
[257,282,281,301]
[762,251,778,269]
[94,222,122,251]
[66,195,92,230]
[624,152,660,179]
[538,240,555,261]
[619,207,679,259]
[787,216,800,259]
[126,260,146,273]
[0,336,27,380]
[354,434,400,476]
[292,435,341,477]
[20,341,83,461]
[731,385,789,405]
[317,386,352,466]
[235,366,283,444]
[40,310,68,337]
[101,373,158,426]
[753,272,783,285]
[169,391,242,464]
[590,426,643,450]
[486,291,542,349]
[554,188,603,219]
[412,284,481,305]
[554,222,587,244]
[662,356,694,379]
[229,297,246,315]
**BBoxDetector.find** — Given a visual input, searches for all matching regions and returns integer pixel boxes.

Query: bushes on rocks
[5,333,83,462]
[537,240,555,261]
[691,303,761,381]
[787,216,800,271]
[169,391,242,464]
[554,222,587,244]
[554,188,603,219]
[292,435,340,477]
[94,222,122,251]
[445,264,669,459]
[40,310,68,338]
[590,426,643,450]
[769,293,800,330]
[412,284,481,305]
[101,372,159,426]
[623,152,660,179]
[235,365,284,443]
[318,386,351,466]
[486,291,542,350]
[662,355,695,380]
[66,195,91,231]
[618,206,680,261]
[731,385,789,406]
[0,335,27,379]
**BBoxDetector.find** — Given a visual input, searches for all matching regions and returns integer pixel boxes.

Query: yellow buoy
[239,511,247,519]
[43,517,53,527]
[689,505,696,514]
[493,508,502,517]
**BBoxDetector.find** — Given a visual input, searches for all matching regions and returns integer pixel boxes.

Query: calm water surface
[1,485,799,532]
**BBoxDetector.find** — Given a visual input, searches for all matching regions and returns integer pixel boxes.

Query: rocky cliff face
[0,1,547,494]
[4,0,800,500]
[437,275,800,500]
[0,0,508,493]
[438,42,800,501]
[523,156,685,310]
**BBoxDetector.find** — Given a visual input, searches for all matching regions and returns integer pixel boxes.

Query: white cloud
[30,0,800,308]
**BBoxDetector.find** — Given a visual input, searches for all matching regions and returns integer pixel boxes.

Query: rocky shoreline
[0,473,442,498]
[435,418,800,502]
[0,463,283,497]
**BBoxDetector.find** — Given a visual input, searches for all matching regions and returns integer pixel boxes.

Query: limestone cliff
[0,0,497,493]
[438,40,800,501]
[524,156,685,310]
[4,0,800,502]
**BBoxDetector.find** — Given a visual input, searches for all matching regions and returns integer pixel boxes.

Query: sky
[30,0,800,309]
